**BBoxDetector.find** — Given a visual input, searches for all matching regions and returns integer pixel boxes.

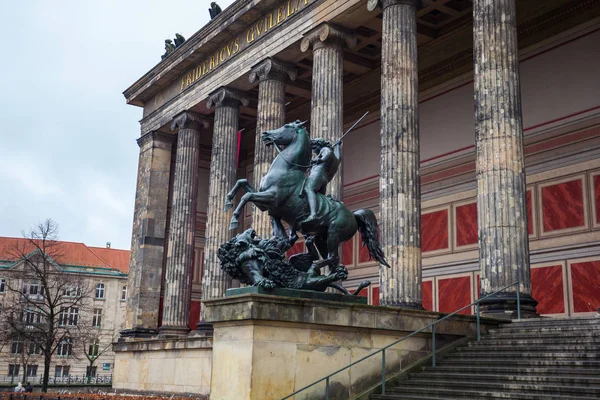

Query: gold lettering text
[180,77,185,91]
[233,37,240,53]
[219,48,226,62]
[209,56,215,70]
[246,26,255,43]
[277,6,285,24]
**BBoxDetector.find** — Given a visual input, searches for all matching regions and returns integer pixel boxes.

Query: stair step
[488,325,600,335]
[369,318,600,400]
[408,372,600,385]
[422,365,600,376]
[373,386,600,400]
[436,357,600,367]
[392,379,600,395]
[501,317,600,328]
[459,344,600,352]
[446,351,600,359]
[469,337,600,346]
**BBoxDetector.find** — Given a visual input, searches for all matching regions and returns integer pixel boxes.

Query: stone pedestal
[249,58,297,239]
[113,336,213,397]
[301,23,356,200]
[368,0,427,309]
[473,0,537,318]
[204,294,501,400]
[124,131,173,337]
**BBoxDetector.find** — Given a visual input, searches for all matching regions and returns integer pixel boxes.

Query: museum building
[116,0,600,396]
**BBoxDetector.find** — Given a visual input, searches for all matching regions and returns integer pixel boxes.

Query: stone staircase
[371,317,600,400]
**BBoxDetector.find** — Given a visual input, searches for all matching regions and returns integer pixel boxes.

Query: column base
[158,325,191,337]
[479,292,538,320]
[195,321,214,337]
[119,327,158,340]
[380,300,424,310]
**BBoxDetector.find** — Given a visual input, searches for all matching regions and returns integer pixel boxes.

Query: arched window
[95,283,105,300]
[121,285,127,301]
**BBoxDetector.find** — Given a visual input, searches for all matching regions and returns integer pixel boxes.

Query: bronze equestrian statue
[221,120,389,292]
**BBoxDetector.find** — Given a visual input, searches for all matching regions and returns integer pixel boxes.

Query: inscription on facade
[179,0,315,92]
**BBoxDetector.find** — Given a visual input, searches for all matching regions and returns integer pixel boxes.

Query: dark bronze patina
[220,120,390,292]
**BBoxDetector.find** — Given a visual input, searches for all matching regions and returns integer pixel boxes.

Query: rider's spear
[334,111,369,146]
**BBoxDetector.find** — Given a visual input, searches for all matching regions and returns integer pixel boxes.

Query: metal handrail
[282,281,521,399]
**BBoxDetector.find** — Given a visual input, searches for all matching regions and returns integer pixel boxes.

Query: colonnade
[123,0,534,337]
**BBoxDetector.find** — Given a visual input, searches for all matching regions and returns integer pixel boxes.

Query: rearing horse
[224,120,389,269]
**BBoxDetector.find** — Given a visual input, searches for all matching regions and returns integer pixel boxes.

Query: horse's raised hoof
[229,218,239,230]
[224,199,233,211]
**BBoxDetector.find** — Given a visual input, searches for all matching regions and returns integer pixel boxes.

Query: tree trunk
[42,352,51,392]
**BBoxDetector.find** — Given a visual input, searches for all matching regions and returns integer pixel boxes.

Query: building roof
[0,237,129,274]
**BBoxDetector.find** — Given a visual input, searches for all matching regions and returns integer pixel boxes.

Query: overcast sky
[0,0,236,250]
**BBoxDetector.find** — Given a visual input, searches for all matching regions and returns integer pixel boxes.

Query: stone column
[301,23,356,200]
[368,0,426,308]
[200,88,249,324]
[122,131,173,338]
[159,112,209,336]
[249,58,297,239]
[473,0,537,317]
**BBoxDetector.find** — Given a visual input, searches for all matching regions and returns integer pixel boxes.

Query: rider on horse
[303,138,342,224]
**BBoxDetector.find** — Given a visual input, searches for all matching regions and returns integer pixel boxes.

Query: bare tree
[0,219,91,392]
[80,330,117,383]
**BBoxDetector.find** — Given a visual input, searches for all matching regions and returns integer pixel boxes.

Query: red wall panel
[456,202,478,246]
[422,280,433,311]
[359,227,380,263]
[571,261,600,313]
[422,209,449,252]
[594,175,600,224]
[526,190,533,235]
[372,286,380,306]
[189,300,201,329]
[541,179,585,232]
[531,265,565,314]
[342,236,354,265]
[438,276,471,315]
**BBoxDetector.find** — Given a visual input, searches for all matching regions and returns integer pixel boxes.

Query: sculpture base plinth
[226,286,368,304]
[204,293,502,400]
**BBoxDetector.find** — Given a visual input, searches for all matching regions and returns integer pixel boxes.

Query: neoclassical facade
[122,0,600,339]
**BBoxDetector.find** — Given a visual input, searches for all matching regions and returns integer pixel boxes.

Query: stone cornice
[122,0,257,106]
[300,22,357,52]
[206,87,250,110]
[170,111,210,131]
[367,0,429,12]
[136,131,175,148]
[249,57,298,84]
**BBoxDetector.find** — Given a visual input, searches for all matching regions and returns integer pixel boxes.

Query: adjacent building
[0,237,129,383]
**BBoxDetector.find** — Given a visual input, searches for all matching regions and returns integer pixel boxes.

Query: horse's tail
[354,209,391,268]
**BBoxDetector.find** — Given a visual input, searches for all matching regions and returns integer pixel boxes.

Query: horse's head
[262,120,307,147]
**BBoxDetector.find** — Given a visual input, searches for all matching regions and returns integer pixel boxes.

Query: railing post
[432,325,436,368]
[476,303,481,342]
[325,377,329,400]
[381,349,386,394]
[516,285,521,321]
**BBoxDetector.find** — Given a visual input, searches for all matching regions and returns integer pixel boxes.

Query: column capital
[136,131,175,148]
[206,87,250,110]
[300,22,357,53]
[170,111,210,132]
[367,0,429,12]
[249,58,297,84]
